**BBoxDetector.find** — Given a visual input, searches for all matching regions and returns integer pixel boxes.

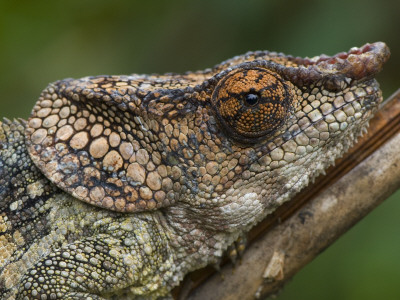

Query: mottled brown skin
[0,42,390,299]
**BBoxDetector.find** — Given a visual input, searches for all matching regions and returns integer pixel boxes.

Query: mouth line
[253,88,382,161]
[298,92,381,137]
[273,117,370,208]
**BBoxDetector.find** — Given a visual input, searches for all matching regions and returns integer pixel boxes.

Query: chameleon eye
[212,68,292,142]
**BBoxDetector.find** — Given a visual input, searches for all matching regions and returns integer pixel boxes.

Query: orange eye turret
[212,68,292,142]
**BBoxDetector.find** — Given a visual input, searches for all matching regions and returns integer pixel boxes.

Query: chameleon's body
[0,42,389,299]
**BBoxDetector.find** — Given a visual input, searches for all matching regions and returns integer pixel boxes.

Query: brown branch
[173,89,400,300]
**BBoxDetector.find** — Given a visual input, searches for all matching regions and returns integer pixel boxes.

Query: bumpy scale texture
[0,42,390,299]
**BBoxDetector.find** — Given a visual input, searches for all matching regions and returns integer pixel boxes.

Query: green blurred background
[0,0,399,299]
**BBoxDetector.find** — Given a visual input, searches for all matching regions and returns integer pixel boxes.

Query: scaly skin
[0,42,390,299]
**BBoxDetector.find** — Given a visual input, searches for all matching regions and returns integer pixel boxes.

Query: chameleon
[0,42,390,299]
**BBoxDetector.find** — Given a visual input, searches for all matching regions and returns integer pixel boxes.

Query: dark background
[0,1,399,299]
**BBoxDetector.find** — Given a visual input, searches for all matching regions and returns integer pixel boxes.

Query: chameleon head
[204,42,390,229]
[25,42,389,231]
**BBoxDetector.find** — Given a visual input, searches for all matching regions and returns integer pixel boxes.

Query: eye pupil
[244,93,259,106]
